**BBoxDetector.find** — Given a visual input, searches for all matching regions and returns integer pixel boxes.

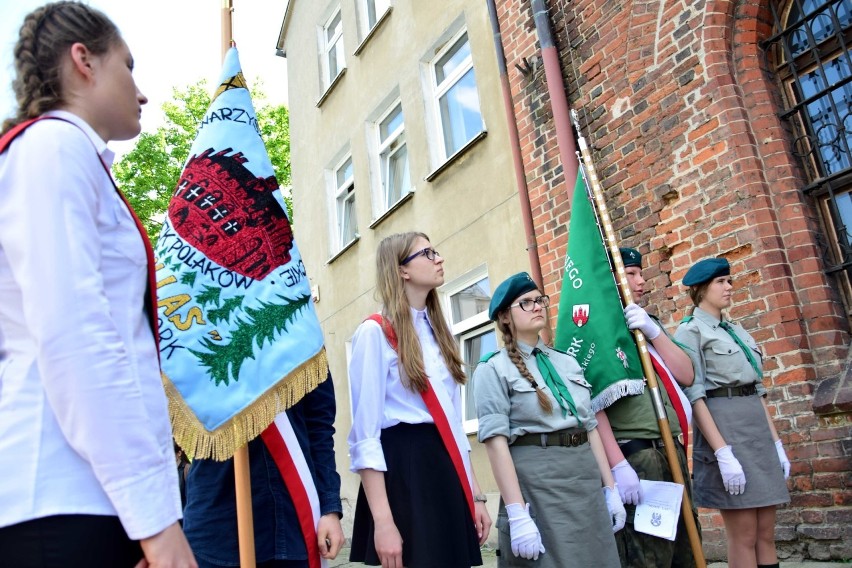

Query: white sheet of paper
[633,480,684,541]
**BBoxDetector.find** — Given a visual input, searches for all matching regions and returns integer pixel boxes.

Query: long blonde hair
[375,232,465,393]
[496,311,553,413]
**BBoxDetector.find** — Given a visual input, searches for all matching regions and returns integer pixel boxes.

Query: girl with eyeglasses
[473,272,624,567]
[347,232,491,568]
[674,258,789,568]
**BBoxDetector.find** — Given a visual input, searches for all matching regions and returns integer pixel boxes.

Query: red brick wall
[495,0,851,560]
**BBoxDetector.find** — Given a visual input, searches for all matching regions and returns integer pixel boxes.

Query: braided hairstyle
[495,317,553,413]
[2,1,120,134]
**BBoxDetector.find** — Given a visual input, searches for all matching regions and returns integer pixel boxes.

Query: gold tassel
[164,348,329,461]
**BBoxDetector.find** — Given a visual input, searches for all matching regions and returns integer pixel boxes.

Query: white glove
[611,459,643,505]
[715,445,746,495]
[775,439,790,479]
[624,303,661,340]
[506,503,545,560]
[604,485,627,532]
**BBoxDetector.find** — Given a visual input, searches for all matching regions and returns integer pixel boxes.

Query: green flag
[554,168,644,412]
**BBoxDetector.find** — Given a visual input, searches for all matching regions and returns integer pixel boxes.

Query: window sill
[425,130,488,182]
[316,68,347,108]
[369,189,414,229]
[353,7,392,56]
[326,234,360,264]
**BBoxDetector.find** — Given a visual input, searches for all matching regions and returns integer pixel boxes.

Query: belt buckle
[570,433,581,446]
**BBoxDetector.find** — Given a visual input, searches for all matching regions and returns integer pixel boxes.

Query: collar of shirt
[44,110,115,167]
[692,306,727,329]
[515,338,547,359]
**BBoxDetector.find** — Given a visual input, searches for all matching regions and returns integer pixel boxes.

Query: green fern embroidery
[180,271,198,287]
[196,285,222,308]
[207,295,245,325]
[191,294,312,386]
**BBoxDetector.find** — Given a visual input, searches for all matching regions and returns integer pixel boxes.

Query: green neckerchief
[719,320,763,380]
[532,347,580,423]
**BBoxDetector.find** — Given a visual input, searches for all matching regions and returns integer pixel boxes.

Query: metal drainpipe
[530,0,580,201]
[485,0,553,343]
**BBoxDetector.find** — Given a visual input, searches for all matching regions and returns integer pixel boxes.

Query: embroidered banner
[156,47,327,461]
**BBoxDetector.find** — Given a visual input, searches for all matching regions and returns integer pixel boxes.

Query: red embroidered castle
[168,148,293,280]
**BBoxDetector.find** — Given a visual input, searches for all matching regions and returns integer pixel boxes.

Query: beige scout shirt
[674,307,766,403]
[474,339,597,444]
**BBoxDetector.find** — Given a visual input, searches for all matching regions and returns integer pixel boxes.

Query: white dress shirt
[0,111,181,539]
[347,307,470,472]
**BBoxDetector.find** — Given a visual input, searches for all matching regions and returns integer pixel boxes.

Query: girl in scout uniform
[347,232,491,568]
[474,272,624,567]
[674,258,790,568]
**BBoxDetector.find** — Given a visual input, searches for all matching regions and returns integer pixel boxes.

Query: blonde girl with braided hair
[473,272,625,567]
[0,2,195,566]
[348,232,491,568]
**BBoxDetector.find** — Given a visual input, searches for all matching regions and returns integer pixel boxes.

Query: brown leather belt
[705,384,758,398]
[511,429,588,448]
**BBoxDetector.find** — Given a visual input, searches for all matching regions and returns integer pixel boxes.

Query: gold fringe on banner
[164,348,329,461]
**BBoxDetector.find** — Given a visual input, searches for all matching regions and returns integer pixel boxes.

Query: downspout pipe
[485,0,552,343]
[531,0,579,200]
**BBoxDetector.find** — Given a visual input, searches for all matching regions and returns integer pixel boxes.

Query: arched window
[764,0,852,313]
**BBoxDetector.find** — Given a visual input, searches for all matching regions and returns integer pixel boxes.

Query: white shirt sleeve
[347,320,393,472]
[0,121,179,539]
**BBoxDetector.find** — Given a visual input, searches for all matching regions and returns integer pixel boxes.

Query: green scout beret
[683,257,730,287]
[489,272,539,320]
[620,247,642,268]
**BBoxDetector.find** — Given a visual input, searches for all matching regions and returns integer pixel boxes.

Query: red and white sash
[366,314,475,521]
[647,344,691,448]
[261,413,328,568]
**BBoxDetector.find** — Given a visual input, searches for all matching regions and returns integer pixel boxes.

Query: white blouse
[0,111,181,539]
[347,307,470,472]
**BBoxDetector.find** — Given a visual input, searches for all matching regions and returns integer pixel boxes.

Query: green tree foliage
[113,80,292,242]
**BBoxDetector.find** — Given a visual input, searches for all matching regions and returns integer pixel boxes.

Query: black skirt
[349,422,482,568]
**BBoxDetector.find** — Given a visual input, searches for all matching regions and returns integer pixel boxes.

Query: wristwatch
[473,494,488,503]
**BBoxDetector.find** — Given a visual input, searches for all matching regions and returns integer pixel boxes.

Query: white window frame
[356,0,391,40]
[369,100,411,219]
[326,153,358,254]
[319,7,345,91]
[426,28,484,163]
[440,265,493,433]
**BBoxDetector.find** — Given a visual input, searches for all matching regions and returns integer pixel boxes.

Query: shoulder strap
[365,313,398,350]
[479,350,499,363]
[680,315,694,324]
[0,117,48,154]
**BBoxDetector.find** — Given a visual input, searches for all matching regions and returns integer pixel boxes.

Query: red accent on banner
[365,314,475,521]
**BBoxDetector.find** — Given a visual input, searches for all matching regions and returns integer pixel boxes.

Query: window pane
[385,143,409,206]
[435,34,471,85]
[340,191,357,243]
[463,329,497,420]
[379,104,404,142]
[326,11,342,42]
[336,158,353,187]
[834,191,852,253]
[439,68,482,156]
[451,277,491,322]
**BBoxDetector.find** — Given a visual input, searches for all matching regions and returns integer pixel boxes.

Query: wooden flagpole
[571,110,705,567]
[221,1,256,567]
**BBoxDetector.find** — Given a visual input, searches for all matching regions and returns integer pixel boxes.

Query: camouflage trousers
[614,441,701,568]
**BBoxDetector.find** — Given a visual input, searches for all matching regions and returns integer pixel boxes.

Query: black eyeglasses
[400,247,440,265]
[509,295,550,311]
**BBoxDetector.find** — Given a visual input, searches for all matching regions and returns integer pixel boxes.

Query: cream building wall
[278,0,530,534]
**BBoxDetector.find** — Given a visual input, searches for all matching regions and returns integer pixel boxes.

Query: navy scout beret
[620,247,642,268]
[489,272,539,320]
[683,257,730,287]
